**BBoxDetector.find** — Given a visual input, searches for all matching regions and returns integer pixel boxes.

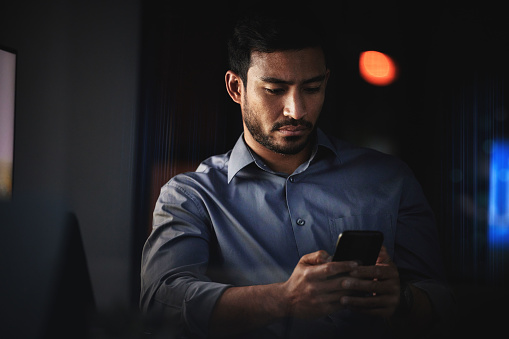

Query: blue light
[489,141,509,248]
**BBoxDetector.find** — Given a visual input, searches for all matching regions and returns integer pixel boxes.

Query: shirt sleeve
[140,179,231,338]
[394,165,456,323]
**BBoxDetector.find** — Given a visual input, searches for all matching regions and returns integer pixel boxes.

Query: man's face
[241,47,329,155]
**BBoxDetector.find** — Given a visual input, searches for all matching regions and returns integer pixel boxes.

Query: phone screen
[332,230,384,265]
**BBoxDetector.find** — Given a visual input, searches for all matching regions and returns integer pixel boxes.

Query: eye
[304,86,321,94]
[265,88,285,95]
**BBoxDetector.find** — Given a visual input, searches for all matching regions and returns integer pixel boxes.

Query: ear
[225,70,243,104]
[324,69,331,88]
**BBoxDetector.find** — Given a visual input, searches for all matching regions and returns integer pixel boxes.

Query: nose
[283,91,307,120]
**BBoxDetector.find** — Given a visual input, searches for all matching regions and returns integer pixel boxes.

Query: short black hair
[227,7,328,84]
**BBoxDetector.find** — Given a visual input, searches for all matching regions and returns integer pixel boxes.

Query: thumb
[376,246,393,265]
[300,250,331,266]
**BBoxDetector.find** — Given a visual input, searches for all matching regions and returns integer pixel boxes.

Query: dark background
[1,0,508,337]
[138,0,509,280]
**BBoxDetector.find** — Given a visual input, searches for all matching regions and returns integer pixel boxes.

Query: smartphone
[332,230,384,266]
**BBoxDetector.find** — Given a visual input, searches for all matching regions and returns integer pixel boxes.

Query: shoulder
[327,134,406,168]
[161,150,231,195]
[195,150,231,174]
[154,151,231,221]
[321,133,414,185]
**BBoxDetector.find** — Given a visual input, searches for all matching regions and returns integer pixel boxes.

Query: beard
[242,101,315,155]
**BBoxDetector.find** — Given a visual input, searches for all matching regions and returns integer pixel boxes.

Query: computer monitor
[0,196,96,338]
[0,45,16,201]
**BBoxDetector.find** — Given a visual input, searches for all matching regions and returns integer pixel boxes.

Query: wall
[0,0,140,312]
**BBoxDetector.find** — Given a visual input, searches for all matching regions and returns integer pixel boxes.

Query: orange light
[359,51,397,86]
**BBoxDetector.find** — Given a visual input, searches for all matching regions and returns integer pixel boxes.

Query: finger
[296,256,356,284]
[341,277,399,295]
[350,264,399,280]
[341,294,398,308]
[303,263,359,296]
[323,261,358,280]
[300,250,331,266]
[341,294,399,315]
[342,302,396,318]
[376,246,392,265]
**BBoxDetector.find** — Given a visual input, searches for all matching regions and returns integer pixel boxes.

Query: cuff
[182,281,231,338]
[412,280,456,323]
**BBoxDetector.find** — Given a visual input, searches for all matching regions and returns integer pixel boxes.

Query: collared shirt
[140,129,452,338]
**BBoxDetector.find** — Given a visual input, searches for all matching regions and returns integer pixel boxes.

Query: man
[140,9,453,338]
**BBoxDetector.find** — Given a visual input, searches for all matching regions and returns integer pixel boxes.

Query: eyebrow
[260,74,326,85]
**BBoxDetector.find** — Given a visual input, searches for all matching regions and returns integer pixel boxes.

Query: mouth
[276,125,309,136]
[272,120,313,137]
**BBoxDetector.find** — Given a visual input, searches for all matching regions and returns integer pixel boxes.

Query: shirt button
[289,177,295,183]
[296,218,306,226]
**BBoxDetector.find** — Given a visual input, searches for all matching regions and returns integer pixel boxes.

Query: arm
[140,181,231,338]
[209,283,287,337]
[210,247,434,338]
[210,251,359,337]
[339,246,436,338]
[336,164,455,337]
[394,165,455,328]
[390,284,435,337]
[142,181,357,337]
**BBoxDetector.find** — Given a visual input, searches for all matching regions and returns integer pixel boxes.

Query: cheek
[262,100,284,120]
[307,95,325,117]
[245,91,283,120]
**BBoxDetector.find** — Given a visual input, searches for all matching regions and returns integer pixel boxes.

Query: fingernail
[318,252,330,263]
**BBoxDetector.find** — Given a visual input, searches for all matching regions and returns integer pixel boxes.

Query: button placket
[288,176,305,227]
[285,174,314,256]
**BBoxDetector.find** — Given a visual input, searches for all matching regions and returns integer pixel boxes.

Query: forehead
[248,47,327,83]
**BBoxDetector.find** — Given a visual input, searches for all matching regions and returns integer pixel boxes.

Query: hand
[339,246,400,318]
[282,250,358,319]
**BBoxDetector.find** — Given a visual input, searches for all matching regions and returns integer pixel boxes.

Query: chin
[271,136,309,155]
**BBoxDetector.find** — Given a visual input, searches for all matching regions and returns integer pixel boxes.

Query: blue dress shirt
[140,129,452,338]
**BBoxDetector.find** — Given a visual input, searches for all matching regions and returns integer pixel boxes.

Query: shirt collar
[227,134,255,183]
[227,128,337,183]
[316,128,338,157]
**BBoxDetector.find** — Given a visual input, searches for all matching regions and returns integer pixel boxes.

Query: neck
[243,131,315,175]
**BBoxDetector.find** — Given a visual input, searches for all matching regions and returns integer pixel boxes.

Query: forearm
[390,284,434,338]
[209,251,358,337]
[209,283,288,337]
